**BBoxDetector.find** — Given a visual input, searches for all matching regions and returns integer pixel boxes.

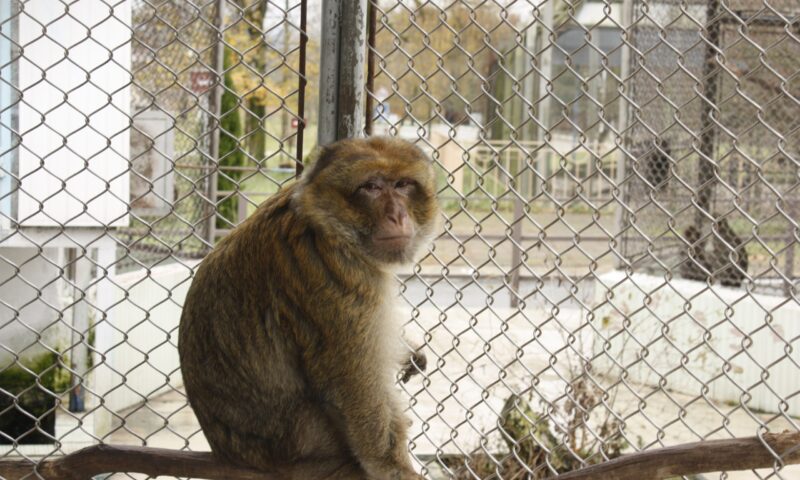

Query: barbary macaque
[179,137,438,479]
[712,217,748,287]
[680,225,710,282]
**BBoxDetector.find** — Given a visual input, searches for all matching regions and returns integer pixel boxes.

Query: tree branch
[0,444,272,480]
[0,433,797,480]
[552,432,800,480]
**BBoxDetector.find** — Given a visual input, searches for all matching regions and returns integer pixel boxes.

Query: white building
[0,0,132,450]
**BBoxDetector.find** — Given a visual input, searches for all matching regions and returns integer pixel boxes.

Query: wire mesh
[368,0,799,478]
[0,0,797,479]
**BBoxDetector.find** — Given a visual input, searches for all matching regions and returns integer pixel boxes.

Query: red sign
[190,71,215,94]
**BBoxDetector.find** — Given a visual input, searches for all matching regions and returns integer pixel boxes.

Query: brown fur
[712,218,749,287]
[680,221,749,287]
[680,225,710,282]
[179,137,438,479]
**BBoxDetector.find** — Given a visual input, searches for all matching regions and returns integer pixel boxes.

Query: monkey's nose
[385,200,409,226]
[387,209,408,226]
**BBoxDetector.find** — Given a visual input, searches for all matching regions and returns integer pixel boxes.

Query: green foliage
[0,352,70,395]
[487,55,511,140]
[0,351,70,444]
[217,47,246,228]
[499,394,560,470]
[246,99,266,162]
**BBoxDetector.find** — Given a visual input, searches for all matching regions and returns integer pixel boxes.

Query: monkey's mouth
[373,235,412,250]
[375,235,411,241]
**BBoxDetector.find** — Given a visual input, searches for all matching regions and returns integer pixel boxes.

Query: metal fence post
[318,0,369,145]
[614,0,634,267]
[67,249,91,413]
[206,0,226,246]
[695,0,722,225]
[508,1,555,308]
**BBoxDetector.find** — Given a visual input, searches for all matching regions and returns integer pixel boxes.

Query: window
[0,0,15,226]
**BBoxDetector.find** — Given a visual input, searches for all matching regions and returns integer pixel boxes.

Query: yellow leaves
[223,20,316,110]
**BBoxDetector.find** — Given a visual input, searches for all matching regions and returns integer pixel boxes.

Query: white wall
[16,0,130,227]
[592,271,800,416]
[0,247,67,366]
[92,261,196,435]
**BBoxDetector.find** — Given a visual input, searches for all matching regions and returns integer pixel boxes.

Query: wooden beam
[0,433,797,480]
[0,444,272,480]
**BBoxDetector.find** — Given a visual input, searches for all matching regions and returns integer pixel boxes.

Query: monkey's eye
[358,181,382,194]
[395,179,415,191]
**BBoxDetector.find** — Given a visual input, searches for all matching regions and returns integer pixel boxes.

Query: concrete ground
[105,307,800,479]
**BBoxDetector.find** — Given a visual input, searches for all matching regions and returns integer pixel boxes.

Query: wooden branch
[0,444,273,480]
[0,433,797,480]
[552,432,800,480]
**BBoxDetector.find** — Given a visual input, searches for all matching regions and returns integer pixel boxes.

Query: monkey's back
[178,185,382,469]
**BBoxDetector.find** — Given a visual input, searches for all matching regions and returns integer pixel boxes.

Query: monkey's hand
[400,349,427,383]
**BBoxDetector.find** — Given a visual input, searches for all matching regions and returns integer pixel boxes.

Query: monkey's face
[297,137,439,266]
[352,173,429,264]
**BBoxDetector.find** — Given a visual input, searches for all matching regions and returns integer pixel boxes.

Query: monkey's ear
[299,145,329,182]
[301,144,321,167]
[303,145,323,166]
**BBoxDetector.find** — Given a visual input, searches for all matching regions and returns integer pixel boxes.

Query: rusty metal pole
[318,0,368,145]
[364,1,377,136]
[317,0,340,146]
[296,0,308,176]
[336,0,368,140]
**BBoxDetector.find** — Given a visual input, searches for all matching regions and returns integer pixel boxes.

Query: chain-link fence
[0,0,798,478]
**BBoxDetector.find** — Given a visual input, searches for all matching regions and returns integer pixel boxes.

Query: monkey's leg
[278,458,367,480]
[196,397,366,478]
[279,402,369,479]
[205,424,368,480]
[311,372,422,480]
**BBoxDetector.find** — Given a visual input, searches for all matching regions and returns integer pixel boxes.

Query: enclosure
[0,0,798,478]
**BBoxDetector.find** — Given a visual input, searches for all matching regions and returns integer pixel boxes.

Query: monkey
[680,225,711,283]
[178,137,438,480]
[711,217,749,287]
